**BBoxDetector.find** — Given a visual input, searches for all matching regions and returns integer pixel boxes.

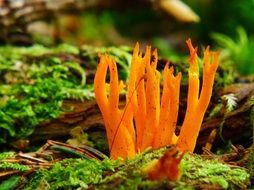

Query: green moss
[0,77,90,143]
[0,44,79,59]
[0,152,15,160]
[0,45,91,143]
[0,44,131,144]
[19,148,251,189]
[180,154,250,189]
[0,152,30,172]
[0,176,22,190]
[22,148,166,190]
[0,162,30,172]
[23,158,117,190]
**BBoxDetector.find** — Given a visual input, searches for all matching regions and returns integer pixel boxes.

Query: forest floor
[0,44,253,190]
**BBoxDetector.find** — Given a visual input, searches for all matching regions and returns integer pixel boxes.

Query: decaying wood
[30,83,254,153]
[198,83,254,150]
[30,100,104,142]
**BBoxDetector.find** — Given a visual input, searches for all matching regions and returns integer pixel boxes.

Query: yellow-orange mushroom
[153,65,181,148]
[177,39,220,152]
[94,39,219,159]
[94,55,136,159]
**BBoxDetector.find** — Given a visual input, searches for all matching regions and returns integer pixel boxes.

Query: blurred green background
[2,0,254,76]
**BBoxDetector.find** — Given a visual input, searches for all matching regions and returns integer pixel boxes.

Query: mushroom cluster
[94,39,219,159]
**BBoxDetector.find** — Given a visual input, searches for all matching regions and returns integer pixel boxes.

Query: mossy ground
[0,44,252,189]
[0,148,249,190]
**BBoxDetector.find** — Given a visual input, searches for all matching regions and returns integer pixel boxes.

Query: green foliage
[22,148,250,189]
[184,0,254,44]
[180,154,250,189]
[24,158,116,190]
[0,77,89,143]
[0,152,30,173]
[0,162,30,172]
[0,45,94,143]
[0,152,15,160]
[0,176,21,190]
[0,43,132,144]
[23,148,168,190]
[221,93,238,113]
[0,44,79,59]
[212,27,254,75]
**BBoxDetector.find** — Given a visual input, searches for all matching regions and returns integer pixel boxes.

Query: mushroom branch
[94,55,136,159]
[177,39,220,152]
[94,39,219,159]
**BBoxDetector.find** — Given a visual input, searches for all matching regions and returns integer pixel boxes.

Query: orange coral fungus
[94,55,136,159]
[177,39,220,152]
[94,39,219,159]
